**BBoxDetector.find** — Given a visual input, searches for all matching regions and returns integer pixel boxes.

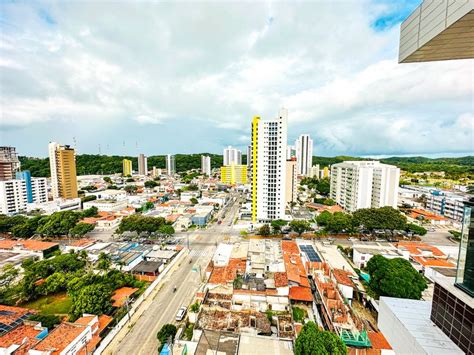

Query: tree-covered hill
[18,154,473,177]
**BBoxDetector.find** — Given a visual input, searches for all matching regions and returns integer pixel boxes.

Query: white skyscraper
[295,134,313,176]
[201,155,211,176]
[330,161,400,212]
[251,108,288,222]
[223,146,242,166]
[166,154,176,175]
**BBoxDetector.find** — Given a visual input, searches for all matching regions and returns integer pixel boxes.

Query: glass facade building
[16,170,33,203]
[455,199,474,297]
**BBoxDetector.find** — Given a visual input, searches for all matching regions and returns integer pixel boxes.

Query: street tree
[69,284,113,321]
[157,324,177,351]
[97,252,112,271]
[295,321,346,355]
[69,222,95,237]
[289,220,311,236]
[271,219,288,234]
[366,255,427,300]
[258,224,271,236]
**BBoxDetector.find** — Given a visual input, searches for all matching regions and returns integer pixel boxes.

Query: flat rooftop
[380,297,463,354]
[238,334,293,355]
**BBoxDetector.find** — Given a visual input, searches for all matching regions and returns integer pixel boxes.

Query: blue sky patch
[37,8,56,25]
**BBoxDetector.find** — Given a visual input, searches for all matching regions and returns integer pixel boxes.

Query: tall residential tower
[250,108,288,222]
[295,134,313,176]
[201,155,211,176]
[48,142,78,200]
[223,146,242,166]
[0,147,20,181]
[138,154,148,175]
[166,154,176,175]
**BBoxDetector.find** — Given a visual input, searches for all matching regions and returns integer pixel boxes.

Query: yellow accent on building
[56,148,78,199]
[123,159,132,176]
[251,116,260,222]
[221,164,247,185]
[323,166,329,178]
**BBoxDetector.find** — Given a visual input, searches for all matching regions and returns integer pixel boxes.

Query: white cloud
[0,0,472,156]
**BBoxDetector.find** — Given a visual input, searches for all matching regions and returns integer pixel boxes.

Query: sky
[0,0,473,158]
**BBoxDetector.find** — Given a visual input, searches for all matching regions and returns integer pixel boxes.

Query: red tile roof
[97,315,113,333]
[32,322,85,354]
[111,287,138,307]
[208,258,246,285]
[289,286,313,302]
[0,323,42,349]
[409,209,448,221]
[368,332,392,350]
[0,240,58,251]
[397,242,446,257]
[412,256,455,268]
[0,305,35,326]
[332,269,355,287]
[274,272,288,287]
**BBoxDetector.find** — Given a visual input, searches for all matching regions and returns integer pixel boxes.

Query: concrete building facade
[123,159,132,176]
[250,109,288,222]
[399,0,474,63]
[0,179,27,214]
[285,159,297,204]
[295,134,313,176]
[224,146,242,166]
[166,154,176,175]
[201,155,211,176]
[0,147,20,181]
[48,142,78,200]
[138,154,148,175]
[330,161,399,212]
[221,164,247,185]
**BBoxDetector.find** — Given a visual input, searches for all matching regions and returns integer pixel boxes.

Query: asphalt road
[104,194,240,355]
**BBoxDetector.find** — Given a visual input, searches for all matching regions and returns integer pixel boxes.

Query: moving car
[175,307,187,321]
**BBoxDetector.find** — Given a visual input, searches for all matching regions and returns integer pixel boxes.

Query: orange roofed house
[0,240,59,259]
[396,242,456,269]
[282,241,313,303]
[29,314,112,355]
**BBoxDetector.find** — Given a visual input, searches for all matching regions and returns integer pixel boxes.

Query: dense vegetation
[0,251,144,321]
[316,207,427,235]
[294,321,346,355]
[366,255,427,300]
[117,215,175,235]
[0,207,98,238]
[19,154,473,177]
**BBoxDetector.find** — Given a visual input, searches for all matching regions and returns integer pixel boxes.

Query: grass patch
[22,292,72,315]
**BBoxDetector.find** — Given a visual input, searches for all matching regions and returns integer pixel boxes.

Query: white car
[175,307,187,321]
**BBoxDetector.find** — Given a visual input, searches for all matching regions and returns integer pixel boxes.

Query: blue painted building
[16,170,33,203]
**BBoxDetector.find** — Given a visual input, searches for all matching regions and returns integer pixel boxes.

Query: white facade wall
[31,178,48,203]
[201,155,211,176]
[309,165,320,178]
[295,134,313,176]
[83,200,127,212]
[166,154,176,175]
[255,109,288,221]
[138,154,148,175]
[48,142,60,199]
[0,180,27,214]
[224,146,242,166]
[330,161,399,212]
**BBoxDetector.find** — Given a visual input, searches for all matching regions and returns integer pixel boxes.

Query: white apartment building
[166,154,176,175]
[31,178,48,204]
[309,165,320,179]
[286,145,296,160]
[330,161,400,212]
[223,146,242,165]
[285,159,297,204]
[295,134,313,176]
[201,155,211,176]
[138,153,148,175]
[0,179,27,214]
[427,193,465,222]
[251,108,288,222]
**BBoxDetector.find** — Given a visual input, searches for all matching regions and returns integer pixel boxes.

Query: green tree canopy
[157,324,177,351]
[69,222,95,237]
[366,255,427,300]
[144,180,158,188]
[352,207,406,231]
[316,211,332,227]
[103,176,112,184]
[69,283,113,321]
[258,224,271,236]
[271,219,288,234]
[97,252,112,271]
[289,220,311,236]
[295,321,346,355]
[326,212,353,233]
[118,215,167,234]
[406,223,427,236]
[189,197,198,205]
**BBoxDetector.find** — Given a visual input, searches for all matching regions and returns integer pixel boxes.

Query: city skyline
[1,1,472,158]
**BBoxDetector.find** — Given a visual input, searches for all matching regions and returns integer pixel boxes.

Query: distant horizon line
[18,151,474,160]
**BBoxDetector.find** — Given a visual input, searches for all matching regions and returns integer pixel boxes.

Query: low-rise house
[27,198,81,214]
[352,246,403,269]
[0,240,59,260]
[83,199,128,212]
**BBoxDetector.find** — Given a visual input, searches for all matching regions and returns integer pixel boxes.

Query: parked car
[348,237,358,242]
[176,307,187,321]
